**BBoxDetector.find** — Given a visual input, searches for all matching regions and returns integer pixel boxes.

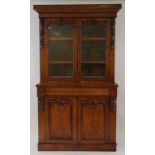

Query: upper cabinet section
[34,4,121,84]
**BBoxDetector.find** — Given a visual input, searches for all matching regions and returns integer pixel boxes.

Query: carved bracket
[110,18,115,48]
[110,98,116,112]
[38,97,45,112]
[39,18,44,48]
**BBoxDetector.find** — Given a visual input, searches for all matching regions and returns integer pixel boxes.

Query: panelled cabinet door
[78,97,110,144]
[45,97,77,143]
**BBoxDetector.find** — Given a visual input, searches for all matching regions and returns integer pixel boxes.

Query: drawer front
[44,97,77,144]
[45,87,109,96]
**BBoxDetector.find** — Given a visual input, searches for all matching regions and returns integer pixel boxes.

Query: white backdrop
[30,0,125,155]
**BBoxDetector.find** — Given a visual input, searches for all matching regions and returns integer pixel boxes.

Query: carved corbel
[39,18,44,48]
[110,97,116,112]
[38,97,45,112]
[110,18,115,48]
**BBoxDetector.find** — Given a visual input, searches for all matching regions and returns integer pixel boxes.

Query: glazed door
[78,97,110,144]
[79,20,108,81]
[45,20,76,82]
[45,97,77,143]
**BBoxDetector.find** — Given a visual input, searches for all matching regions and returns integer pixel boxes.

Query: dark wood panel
[49,102,71,139]
[45,97,77,143]
[81,102,105,139]
[78,97,110,144]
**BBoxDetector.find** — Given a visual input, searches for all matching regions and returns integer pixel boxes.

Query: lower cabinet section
[38,96,116,151]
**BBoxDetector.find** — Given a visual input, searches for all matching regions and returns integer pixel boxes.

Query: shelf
[81,61,105,64]
[49,61,73,64]
[49,37,72,41]
[49,76,72,79]
[81,37,105,41]
[81,76,105,78]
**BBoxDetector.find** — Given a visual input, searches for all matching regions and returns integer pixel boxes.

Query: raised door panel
[45,97,76,143]
[78,97,109,144]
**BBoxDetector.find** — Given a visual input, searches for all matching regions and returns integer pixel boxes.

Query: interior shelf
[81,76,105,78]
[81,37,105,40]
[48,76,72,78]
[49,37,73,40]
[49,61,73,64]
[81,61,105,64]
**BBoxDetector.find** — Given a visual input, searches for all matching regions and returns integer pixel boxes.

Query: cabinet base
[38,143,116,151]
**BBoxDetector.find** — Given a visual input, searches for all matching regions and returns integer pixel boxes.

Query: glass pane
[81,23,106,37]
[81,40,106,61]
[81,64,105,77]
[48,24,73,38]
[48,24,73,79]
[49,40,72,61]
[81,22,106,78]
[48,64,72,77]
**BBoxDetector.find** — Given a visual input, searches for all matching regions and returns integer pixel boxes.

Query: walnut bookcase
[34,4,121,151]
